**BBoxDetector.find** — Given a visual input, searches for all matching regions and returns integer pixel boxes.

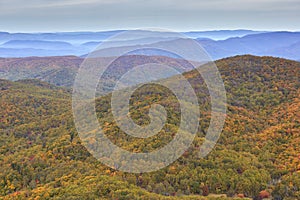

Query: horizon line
[1,28,300,34]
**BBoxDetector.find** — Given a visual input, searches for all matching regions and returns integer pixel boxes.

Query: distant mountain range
[0,30,124,44]
[0,30,299,60]
[0,29,263,43]
[2,40,73,50]
[83,31,300,61]
[183,29,266,40]
[197,31,300,60]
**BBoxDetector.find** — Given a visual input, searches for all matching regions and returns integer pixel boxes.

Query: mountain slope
[0,55,299,199]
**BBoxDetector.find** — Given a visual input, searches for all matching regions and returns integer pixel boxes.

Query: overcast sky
[0,0,299,32]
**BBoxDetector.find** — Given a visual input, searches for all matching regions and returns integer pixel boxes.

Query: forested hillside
[0,55,195,91]
[0,55,299,199]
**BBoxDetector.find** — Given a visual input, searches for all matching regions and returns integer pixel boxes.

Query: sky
[0,0,299,32]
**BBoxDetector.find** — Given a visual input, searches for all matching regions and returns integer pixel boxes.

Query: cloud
[157,0,300,11]
[0,0,94,10]
[32,0,131,8]
[0,0,133,10]
[1,0,299,12]
[0,0,299,31]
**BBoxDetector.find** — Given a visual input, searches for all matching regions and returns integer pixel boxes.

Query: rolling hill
[0,56,82,87]
[0,55,299,199]
[0,55,196,90]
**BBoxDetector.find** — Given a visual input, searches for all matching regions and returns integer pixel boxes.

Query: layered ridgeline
[0,30,264,57]
[0,55,299,199]
[1,31,300,61]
